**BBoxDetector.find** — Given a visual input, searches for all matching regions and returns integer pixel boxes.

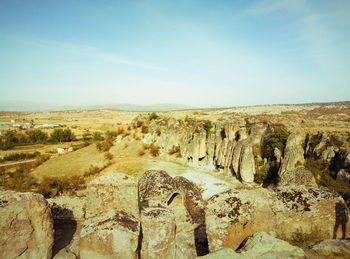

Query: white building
[57,145,73,154]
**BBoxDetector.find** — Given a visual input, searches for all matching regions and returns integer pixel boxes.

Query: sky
[0,0,349,108]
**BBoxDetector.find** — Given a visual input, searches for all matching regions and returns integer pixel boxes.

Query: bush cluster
[168,145,181,158]
[262,126,290,161]
[0,151,41,162]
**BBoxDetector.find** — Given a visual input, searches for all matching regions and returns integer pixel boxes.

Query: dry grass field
[31,144,108,180]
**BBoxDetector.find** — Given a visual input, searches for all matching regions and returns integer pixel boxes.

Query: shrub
[117,128,124,135]
[105,130,118,140]
[92,132,103,141]
[156,127,161,136]
[262,126,290,161]
[104,152,113,160]
[82,132,92,141]
[203,121,213,138]
[255,165,270,184]
[84,165,102,177]
[96,139,113,152]
[149,144,160,157]
[149,112,159,121]
[141,125,149,134]
[5,165,36,192]
[136,120,144,128]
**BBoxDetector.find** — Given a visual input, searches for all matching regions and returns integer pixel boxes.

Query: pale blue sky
[0,0,349,107]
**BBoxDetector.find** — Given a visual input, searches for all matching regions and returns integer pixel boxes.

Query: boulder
[173,176,205,224]
[48,196,86,258]
[198,248,239,259]
[80,209,140,259]
[85,171,139,218]
[205,185,350,252]
[274,186,350,241]
[237,232,306,258]
[310,239,350,259]
[337,169,350,184]
[0,190,54,259]
[140,207,176,259]
[279,132,306,177]
[139,170,176,207]
[205,188,277,252]
[279,167,317,187]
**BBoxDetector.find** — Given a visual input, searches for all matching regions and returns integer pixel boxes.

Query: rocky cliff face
[2,169,350,258]
[0,191,54,259]
[136,115,350,187]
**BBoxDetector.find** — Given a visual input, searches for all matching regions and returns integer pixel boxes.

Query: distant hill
[0,101,193,112]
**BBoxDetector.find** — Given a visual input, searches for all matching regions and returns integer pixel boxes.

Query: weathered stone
[310,239,350,259]
[205,188,277,252]
[86,171,138,218]
[274,147,282,163]
[321,146,337,161]
[238,140,256,182]
[174,176,205,224]
[205,185,350,252]
[237,232,306,258]
[141,207,176,259]
[0,190,54,259]
[198,248,239,259]
[48,196,86,258]
[80,209,140,259]
[337,169,350,184]
[279,131,306,177]
[53,248,77,259]
[275,186,350,241]
[139,170,176,207]
[279,167,317,187]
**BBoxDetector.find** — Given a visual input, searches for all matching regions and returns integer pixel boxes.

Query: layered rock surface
[0,190,54,259]
[205,185,350,252]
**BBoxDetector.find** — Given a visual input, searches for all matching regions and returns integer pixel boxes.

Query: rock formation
[237,232,306,258]
[0,190,54,259]
[205,186,350,252]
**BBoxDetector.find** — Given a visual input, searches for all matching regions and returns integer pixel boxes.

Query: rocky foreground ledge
[1,170,350,258]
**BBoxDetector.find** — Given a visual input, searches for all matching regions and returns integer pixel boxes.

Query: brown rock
[0,190,54,259]
[279,131,306,177]
[140,207,176,259]
[85,171,139,218]
[139,170,176,207]
[279,167,317,187]
[80,209,140,259]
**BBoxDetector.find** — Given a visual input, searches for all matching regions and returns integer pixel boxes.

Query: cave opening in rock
[194,224,209,256]
[235,131,241,141]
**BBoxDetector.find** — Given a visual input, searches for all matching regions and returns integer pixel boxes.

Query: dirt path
[0,159,35,167]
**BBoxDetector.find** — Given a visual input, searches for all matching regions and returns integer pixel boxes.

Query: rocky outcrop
[279,132,306,177]
[205,186,350,252]
[310,239,350,258]
[237,232,306,258]
[139,170,206,258]
[81,172,140,258]
[140,207,176,259]
[279,167,317,186]
[0,190,54,259]
[48,196,86,258]
[337,169,350,184]
[139,170,176,207]
[86,171,139,218]
[80,209,140,259]
[199,248,238,259]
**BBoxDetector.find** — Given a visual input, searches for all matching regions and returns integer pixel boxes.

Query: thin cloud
[4,35,169,72]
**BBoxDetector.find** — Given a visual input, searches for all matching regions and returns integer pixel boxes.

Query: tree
[262,126,290,160]
[27,129,48,143]
[50,128,75,143]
